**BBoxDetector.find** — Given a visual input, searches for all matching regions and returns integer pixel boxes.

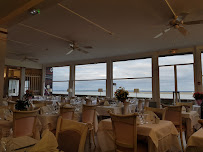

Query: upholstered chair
[56,116,88,152]
[144,107,167,120]
[60,107,75,120]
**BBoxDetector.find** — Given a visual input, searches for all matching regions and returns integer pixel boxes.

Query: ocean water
[52,90,194,100]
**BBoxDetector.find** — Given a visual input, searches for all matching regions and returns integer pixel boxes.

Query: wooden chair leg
[89,130,91,148]
[180,130,185,152]
[91,129,96,147]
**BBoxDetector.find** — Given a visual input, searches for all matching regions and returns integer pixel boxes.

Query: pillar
[41,65,46,95]
[20,67,25,100]
[106,60,113,98]
[193,46,202,92]
[69,65,75,97]
[0,28,7,103]
[152,55,160,107]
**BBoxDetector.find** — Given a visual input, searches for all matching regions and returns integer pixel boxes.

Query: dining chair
[176,102,193,112]
[198,119,203,127]
[85,99,92,105]
[13,108,39,138]
[138,100,144,111]
[82,104,97,148]
[109,112,147,152]
[162,105,186,152]
[56,116,88,152]
[7,101,16,111]
[144,107,167,120]
[60,106,75,120]
[144,99,150,108]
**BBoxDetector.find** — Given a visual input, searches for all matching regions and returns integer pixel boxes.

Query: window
[113,58,152,98]
[159,54,194,100]
[75,63,106,96]
[52,66,70,95]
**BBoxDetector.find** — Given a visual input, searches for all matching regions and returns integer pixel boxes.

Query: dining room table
[186,128,203,152]
[181,110,200,140]
[97,118,181,152]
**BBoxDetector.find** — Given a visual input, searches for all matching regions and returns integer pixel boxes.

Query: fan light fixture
[30,8,40,15]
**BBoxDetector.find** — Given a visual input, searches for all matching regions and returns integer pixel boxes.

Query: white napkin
[29,129,59,152]
[104,101,110,106]
[63,104,72,108]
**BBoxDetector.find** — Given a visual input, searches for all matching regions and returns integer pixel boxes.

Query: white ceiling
[3,0,203,65]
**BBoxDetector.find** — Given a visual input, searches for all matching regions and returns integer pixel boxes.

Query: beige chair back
[198,119,203,127]
[56,116,88,152]
[162,105,182,126]
[145,107,167,120]
[85,99,92,105]
[60,107,75,120]
[109,112,139,152]
[13,109,39,138]
[82,104,97,125]
[176,102,193,111]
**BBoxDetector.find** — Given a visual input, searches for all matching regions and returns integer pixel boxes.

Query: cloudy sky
[52,54,196,93]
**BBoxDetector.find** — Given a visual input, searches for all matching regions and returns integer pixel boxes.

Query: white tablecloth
[97,119,181,152]
[182,111,200,140]
[186,128,203,152]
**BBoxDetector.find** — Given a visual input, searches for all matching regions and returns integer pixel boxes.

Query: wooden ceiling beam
[0,0,44,25]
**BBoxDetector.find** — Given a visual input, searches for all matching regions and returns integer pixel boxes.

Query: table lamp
[134,89,139,97]
[98,88,103,96]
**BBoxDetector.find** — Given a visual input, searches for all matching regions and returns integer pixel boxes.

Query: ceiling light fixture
[29,8,40,15]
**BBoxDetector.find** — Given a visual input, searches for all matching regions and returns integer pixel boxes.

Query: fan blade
[177,12,189,22]
[77,48,88,54]
[178,26,188,36]
[154,28,170,39]
[184,20,203,25]
[154,32,163,39]
[164,0,177,18]
[66,49,74,55]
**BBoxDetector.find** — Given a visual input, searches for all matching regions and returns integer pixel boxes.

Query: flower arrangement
[114,87,129,102]
[193,92,203,105]
[24,90,34,101]
[15,100,30,111]
[193,92,203,100]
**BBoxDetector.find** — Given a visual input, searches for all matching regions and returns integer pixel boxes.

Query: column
[0,28,7,103]
[69,65,75,98]
[41,65,46,95]
[193,46,202,92]
[152,55,160,107]
[106,60,113,98]
[20,67,25,100]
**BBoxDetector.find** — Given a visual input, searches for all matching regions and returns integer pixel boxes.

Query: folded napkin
[29,129,59,152]
[104,101,110,106]
[63,104,72,108]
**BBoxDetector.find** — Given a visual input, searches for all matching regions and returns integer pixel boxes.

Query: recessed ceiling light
[29,8,40,15]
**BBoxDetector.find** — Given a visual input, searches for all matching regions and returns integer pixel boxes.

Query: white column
[20,67,25,100]
[0,28,7,103]
[41,65,46,96]
[193,46,202,92]
[106,60,113,98]
[69,65,75,97]
[152,55,160,107]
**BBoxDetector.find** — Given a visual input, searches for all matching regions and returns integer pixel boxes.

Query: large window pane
[177,65,194,99]
[113,79,152,98]
[75,80,106,96]
[160,66,174,99]
[75,63,106,80]
[52,82,69,95]
[113,58,152,78]
[159,54,193,66]
[53,66,69,81]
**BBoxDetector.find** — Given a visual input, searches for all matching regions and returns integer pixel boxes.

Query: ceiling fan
[154,0,203,38]
[21,56,39,62]
[7,51,39,62]
[66,41,91,55]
